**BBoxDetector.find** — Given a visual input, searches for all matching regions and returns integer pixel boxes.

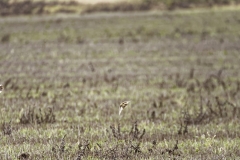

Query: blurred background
[0,0,239,15]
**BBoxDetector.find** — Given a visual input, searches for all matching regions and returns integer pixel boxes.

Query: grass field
[0,7,240,159]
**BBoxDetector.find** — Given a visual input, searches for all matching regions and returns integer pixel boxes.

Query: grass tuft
[19,106,56,124]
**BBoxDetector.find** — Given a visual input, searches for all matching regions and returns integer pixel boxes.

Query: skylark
[119,101,130,115]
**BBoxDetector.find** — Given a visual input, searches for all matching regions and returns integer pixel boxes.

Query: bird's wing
[0,85,2,93]
[119,107,123,115]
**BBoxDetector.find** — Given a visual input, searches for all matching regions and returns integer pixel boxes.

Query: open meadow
[0,6,240,159]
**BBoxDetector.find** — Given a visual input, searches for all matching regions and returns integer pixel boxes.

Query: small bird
[0,84,3,93]
[119,101,130,115]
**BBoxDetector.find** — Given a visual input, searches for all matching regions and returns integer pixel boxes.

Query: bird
[119,101,130,115]
[0,84,3,93]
